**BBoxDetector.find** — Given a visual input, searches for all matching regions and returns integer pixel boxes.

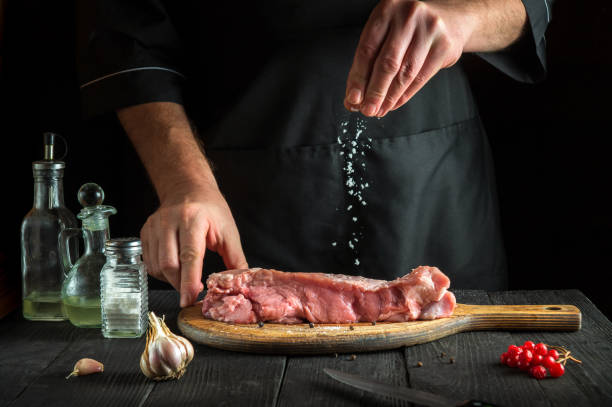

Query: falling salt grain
[334,117,371,268]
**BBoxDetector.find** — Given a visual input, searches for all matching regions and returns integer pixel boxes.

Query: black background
[1,1,610,318]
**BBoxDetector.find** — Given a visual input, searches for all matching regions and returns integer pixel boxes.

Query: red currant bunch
[499,341,580,379]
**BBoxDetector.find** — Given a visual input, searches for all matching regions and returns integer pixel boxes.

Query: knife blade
[323,368,498,407]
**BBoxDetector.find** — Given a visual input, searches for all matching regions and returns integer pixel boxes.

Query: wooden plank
[140,291,286,406]
[177,301,580,355]
[489,290,612,405]
[404,290,556,407]
[0,313,77,406]
[8,328,153,407]
[277,349,409,407]
[142,347,286,406]
[6,291,183,407]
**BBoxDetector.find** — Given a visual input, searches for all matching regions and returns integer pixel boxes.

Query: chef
[78,0,553,307]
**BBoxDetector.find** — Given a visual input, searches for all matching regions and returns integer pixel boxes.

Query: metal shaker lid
[105,237,142,255]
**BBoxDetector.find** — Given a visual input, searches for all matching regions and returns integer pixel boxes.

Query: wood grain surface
[2,290,610,407]
[177,302,581,355]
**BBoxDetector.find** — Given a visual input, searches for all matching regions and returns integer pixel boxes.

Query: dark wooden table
[1,289,610,407]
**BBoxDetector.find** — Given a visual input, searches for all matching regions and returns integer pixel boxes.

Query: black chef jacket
[78,1,553,290]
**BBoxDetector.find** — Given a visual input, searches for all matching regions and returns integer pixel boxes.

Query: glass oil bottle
[21,133,78,321]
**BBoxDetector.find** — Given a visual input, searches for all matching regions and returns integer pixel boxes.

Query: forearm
[117,102,218,202]
[427,0,527,53]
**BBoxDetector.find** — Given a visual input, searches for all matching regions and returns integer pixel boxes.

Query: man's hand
[344,0,527,117]
[141,183,248,307]
[118,102,248,308]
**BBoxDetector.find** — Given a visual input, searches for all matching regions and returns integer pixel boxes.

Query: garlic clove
[66,358,104,379]
[176,335,195,364]
[140,354,154,379]
[159,336,184,371]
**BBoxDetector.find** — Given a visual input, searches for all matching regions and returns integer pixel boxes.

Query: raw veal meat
[201,266,456,324]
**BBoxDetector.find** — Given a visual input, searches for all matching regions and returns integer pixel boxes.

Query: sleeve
[475,0,554,83]
[77,0,186,118]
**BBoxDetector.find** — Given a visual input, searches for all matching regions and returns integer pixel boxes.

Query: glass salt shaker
[100,238,148,338]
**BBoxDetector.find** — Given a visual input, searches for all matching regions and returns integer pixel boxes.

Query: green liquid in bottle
[62,296,102,328]
[23,292,67,321]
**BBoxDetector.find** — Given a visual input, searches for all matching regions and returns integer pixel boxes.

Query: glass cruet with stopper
[21,132,78,321]
[60,183,116,328]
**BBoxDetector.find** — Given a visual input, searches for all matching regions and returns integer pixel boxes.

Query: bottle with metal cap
[60,183,116,328]
[21,132,78,321]
[100,237,148,338]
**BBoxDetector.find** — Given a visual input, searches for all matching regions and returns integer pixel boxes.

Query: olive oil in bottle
[22,291,66,321]
[62,296,102,328]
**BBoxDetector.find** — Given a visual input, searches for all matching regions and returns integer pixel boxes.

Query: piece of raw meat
[201,266,456,324]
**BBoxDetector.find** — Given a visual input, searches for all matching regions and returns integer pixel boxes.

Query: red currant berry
[532,354,544,366]
[520,349,533,363]
[500,352,509,365]
[517,358,531,371]
[507,355,519,368]
[508,345,520,355]
[529,365,547,379]
[523,340,535,351]
[548,362,565,378]
[543,355,556,369]
[534,343,548,356]
[547,349,560,360]
[516,353,531,370]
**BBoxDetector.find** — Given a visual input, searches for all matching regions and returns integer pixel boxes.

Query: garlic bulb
[140,311,194,381]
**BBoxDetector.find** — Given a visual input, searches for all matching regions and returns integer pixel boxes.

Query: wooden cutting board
[177,302,581,355]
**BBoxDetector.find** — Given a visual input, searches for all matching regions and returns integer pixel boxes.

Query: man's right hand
[117,102,248,308]
[142,183,248,307]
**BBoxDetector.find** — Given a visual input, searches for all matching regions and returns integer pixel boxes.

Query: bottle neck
[83,223,110,254]
[33,176,64,209]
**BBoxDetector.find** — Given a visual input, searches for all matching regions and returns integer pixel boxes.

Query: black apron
[78,0,553,290]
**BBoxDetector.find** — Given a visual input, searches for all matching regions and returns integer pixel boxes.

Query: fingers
[158,221,180,291]
[344,6,391,111]
[361,21,415,117]
[216,226,249,270]
[178,216,207,308]
[140,190,247,308]
[142,216,164,284]
[390,35,451,111]
[377,22,431,117]
[345,1,461,117]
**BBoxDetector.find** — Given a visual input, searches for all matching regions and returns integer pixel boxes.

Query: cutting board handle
[455,304,581,331]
